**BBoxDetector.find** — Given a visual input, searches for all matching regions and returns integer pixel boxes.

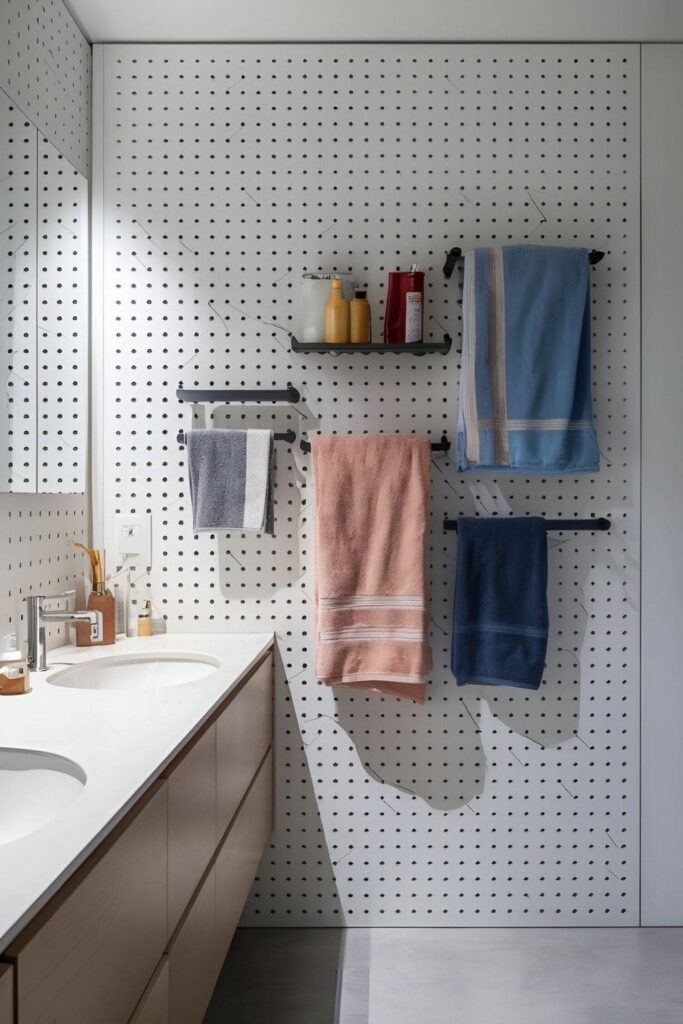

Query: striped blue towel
[456,245,599,473]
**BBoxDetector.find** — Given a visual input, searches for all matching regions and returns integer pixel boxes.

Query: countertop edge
[0,633,274,953]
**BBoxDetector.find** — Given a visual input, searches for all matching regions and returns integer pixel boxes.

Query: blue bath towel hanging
[452,517,549,690]
[456,244,600,473]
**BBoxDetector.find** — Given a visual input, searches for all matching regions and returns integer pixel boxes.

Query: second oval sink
[0,749,86,845]
[48,652,220,691]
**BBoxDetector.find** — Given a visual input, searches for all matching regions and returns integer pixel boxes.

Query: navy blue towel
[452,518,549,690]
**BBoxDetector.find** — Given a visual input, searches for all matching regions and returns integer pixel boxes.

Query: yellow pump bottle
[324,277,350,344]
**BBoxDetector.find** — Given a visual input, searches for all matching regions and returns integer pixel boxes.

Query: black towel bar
[300,434,451,454]
[443,516,611,533]
[443,247,606,279]
[176,385,300,404]
[177,428,296,446]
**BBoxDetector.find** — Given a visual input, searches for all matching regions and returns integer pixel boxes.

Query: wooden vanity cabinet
[0,964,13,1024]
[163,724,217,936]
[216,653,272,838]
[166,749,273,1024]
[5,782,168,1024]
[128,957,169,1024]
[167,865,217,1024]
[214,749,273,963]
[0,647,273,1024]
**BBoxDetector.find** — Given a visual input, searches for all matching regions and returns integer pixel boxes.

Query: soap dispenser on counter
[0,634,29,695]
[136,600,153,637]
[74,544,116,647]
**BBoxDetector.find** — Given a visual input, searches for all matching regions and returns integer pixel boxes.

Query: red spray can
[383,269,425,344]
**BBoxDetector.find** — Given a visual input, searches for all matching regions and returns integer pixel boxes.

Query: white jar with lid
[299,273,356,344]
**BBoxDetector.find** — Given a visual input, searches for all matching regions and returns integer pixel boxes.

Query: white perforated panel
[0,88,37,492]
[37,134,87,492]
[0,0,91,176]
[0,491,89,643]
[0,0,90,644]
[96,43,640,926]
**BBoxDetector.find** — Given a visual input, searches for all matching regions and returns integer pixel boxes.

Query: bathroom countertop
[0,632,274,952]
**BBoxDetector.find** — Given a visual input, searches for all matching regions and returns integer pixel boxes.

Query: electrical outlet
[115,513,151,569]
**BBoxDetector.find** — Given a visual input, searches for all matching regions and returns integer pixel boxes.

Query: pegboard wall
[0,89,37,493]
[0,0,90,644]
[37,133,88,492]
[95,43,641,926]
[0,0,91,176]
[0,97,88,494]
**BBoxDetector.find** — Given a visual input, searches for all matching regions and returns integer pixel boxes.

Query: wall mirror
[0,87,88,493]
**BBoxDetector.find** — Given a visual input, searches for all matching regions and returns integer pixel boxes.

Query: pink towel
[312,434,432,704]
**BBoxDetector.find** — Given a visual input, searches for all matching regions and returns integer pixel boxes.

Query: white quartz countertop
[0,632,274,952]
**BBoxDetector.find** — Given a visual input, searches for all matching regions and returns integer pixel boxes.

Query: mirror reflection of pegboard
[0,0,90,177]
[0,0,90,642]
[0,91,37,492]
[37,135,88,493]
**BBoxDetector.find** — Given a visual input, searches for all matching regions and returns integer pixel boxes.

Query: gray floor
[204,927,683,1024]
[203,929,342,1024]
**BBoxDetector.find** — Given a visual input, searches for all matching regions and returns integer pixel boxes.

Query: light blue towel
[456,245,599,473]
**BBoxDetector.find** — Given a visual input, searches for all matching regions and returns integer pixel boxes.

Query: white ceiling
[66,0,683,44]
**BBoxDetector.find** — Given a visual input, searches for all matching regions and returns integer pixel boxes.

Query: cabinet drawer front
[9,783,168,1024]
[0,963,13,1024]
[167,867,217,1024]
[129,956,169,1024]
[215,749,273,961]
[165,724,217,935]
[216,653,273,840]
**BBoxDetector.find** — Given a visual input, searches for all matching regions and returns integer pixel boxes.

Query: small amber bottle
[350,289,371,344]
[324,277,350,344]
[137,600,153,637]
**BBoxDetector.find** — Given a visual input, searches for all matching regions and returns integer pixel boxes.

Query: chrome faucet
[25,591,102,672]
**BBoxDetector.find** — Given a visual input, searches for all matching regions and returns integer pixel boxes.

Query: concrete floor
[204,927,683,1024]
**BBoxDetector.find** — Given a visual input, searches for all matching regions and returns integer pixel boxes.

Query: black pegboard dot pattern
[98,43,640,926]
[0,0,90,642]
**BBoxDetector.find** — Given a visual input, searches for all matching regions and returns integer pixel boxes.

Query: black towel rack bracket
[443,516,611,533]
[176,384,300,404]
[443,247,605,279]
[177,428,296,447]
[300,433,451,454]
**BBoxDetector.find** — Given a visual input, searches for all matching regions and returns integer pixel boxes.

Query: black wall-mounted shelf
[177,385,300,404]
[291,336,452,356]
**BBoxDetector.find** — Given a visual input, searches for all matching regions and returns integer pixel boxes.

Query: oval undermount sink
[0,748,86,845]
[48,652,220,691]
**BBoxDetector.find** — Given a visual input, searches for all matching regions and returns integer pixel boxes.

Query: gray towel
[186,429,274,533]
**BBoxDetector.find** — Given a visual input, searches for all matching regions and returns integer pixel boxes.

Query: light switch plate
[115,513,151,569]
